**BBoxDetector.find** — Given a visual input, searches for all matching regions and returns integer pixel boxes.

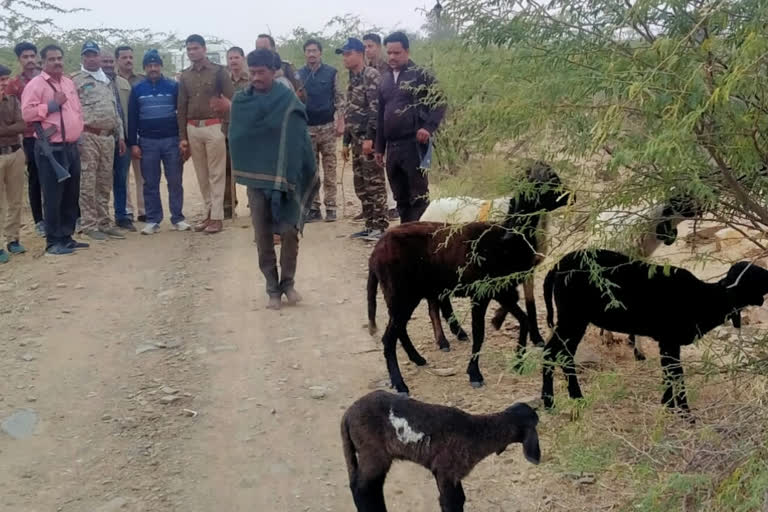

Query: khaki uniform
[178,60,234,221]
[72,70,124,232]
[343,66,388,231]
[121,72,146,216]
[0,94,26,245]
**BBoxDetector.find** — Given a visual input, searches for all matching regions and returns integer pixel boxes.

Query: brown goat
[367,163,572,395]
[341,390,540,512]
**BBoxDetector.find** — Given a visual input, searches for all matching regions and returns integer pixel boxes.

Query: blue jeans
[113,145,132,222]
[140,136,184,225]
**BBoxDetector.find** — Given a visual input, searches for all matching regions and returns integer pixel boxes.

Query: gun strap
[45,79,66,143]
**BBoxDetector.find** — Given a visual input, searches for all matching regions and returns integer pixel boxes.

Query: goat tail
[367,268,379,335]
[544,267,556,328]
[341,414,359,487]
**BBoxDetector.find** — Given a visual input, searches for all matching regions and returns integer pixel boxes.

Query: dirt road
[0,168,555,512]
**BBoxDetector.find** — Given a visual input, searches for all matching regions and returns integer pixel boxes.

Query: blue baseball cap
[335,37,365,54]
[81,41,100,55]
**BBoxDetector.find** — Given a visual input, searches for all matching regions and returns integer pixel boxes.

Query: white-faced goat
[341,390,541,512]
[540,249,768,414]
[367,162,572,395]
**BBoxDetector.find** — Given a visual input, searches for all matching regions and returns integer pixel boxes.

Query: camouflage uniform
[72,70,124,232]
[343,66,388,231]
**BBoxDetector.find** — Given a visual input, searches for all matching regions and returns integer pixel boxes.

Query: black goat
[541,249,768,413]
[341,390,540,512]
[367,162,572,395]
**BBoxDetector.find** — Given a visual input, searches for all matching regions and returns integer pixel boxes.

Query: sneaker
[35,221,46,237]
[116,219,137,232]
[173,221,192,231]
[7,241,26,254]
[65,239,90,250]
[137,215,147,223]
[0,250,8,264]
[84,229,108,241]
[101,227,126,239]
[325,210,337,222]
[141,223,160,235]
[363,229,384,242]
[349,229,371,239]
[45,244,75,256]
[305,209,322,223]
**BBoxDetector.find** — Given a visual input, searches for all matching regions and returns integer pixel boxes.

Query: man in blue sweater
[127,50,190,235]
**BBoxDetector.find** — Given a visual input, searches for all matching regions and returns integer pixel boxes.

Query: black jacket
[375,60,446,154]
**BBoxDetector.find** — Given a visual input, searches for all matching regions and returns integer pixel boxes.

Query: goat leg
[428,299,451,352]
[490,304,508,331]
[440,297,469,341]
[523,278,545,347]
[629,334,646,361]
[659,343,694,422]
[435,474,466,512]
[466,298,491,388]
[382,319,410,396]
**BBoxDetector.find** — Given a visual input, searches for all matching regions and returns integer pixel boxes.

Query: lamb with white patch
[341,390,541,512]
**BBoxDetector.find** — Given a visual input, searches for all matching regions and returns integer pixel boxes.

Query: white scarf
[80,65,109,84]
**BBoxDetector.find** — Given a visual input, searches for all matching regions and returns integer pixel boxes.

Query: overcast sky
[55,0,430,50]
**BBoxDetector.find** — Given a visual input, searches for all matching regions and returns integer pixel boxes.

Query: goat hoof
[491,319,503,331]
[635,354,647,362]
[470,380,485,389]
[542,396,555,409]
[457,330,469,342]
[413,357,428,366]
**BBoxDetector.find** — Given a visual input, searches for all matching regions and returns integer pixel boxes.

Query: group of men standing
[0,29,446,316]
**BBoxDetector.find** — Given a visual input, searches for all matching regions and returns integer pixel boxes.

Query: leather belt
[188,119,221,127]
[84,126,115,137]
[0,144,21,155]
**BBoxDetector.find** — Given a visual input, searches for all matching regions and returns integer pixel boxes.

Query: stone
[55,283,67,288]
[309,386,327,400]
[1,409,38,439]
[29,283,39,290]
[431,368,456,377]
[46,296,61,301]
[135,344,160,355]
[20,353,35,362]
[26,396,37,403]
[101,414,112,421]
[204,286,213,291]
[74,284,85,290]
[90,497,129,512]
[575,476,596,485]
[160,386,178,395]
[159,395,181,404]
[212,345,238,353]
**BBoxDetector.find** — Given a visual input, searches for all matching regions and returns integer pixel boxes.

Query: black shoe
[137,215,147,223]
[305,209,322,223]
[116,219,137,232]
[65,239,90,250]
[325,210,337,222]
[45,244,75,256]
[349,229,370,239]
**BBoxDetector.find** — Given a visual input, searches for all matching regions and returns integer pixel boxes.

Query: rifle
[34,122,70,183]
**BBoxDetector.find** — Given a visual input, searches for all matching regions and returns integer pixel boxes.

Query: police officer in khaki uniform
[72,41,127,241]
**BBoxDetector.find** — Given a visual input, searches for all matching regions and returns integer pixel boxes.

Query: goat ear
[522,427,541,465]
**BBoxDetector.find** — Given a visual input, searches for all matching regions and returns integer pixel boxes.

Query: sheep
[367,162,572,395]
[540,249,768,414]
[341,390,541,512]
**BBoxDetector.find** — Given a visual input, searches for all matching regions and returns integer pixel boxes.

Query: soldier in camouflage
[72,41,127,241]
[337,38,388,240]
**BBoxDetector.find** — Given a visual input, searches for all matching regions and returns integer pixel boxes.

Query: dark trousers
[247,187,299,298]
[23,137,44,224]
[113,144,132,222]
[385,139,429,222]
[35,142,81,249]
[224,138,237,217]
[141,136,185,225]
